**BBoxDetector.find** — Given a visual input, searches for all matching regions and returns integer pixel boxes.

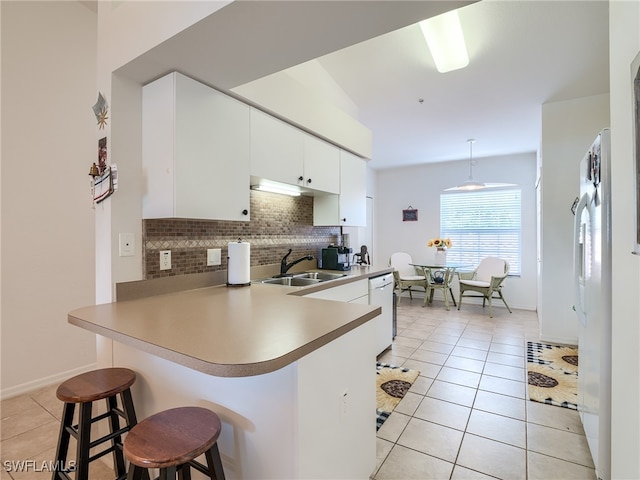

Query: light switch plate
[207,248,222,266]
[119,233,135,257]
[160,250,171,270]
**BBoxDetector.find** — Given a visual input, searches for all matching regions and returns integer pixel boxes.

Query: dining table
[410,262,473,310]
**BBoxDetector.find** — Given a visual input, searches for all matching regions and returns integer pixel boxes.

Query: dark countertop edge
[69,306,382,378]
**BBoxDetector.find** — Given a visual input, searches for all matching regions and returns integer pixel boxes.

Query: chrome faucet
[280,249,314,276]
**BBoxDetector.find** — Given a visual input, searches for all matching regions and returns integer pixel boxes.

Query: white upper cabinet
[250,109,340,194]
[250,109,304,186]
[313,150,367,227]
[302,133,340,194]
[143,72,251,221]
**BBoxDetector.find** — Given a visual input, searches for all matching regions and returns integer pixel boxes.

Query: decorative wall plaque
[402,206,418,222]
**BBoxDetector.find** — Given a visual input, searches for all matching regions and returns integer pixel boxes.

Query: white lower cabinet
[304,279,369,303]
[142,72,251,221]
[111,321,376,479]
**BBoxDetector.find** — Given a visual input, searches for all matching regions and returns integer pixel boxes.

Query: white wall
[609,2,640,478]
[105,1,229,74]
[232,67,373,158]
[0,1,97,396]
[539,94,610,345]
[375,152,537,311]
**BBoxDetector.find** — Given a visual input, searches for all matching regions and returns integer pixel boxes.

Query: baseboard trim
[396,291,536,311]
[1,363,97,400]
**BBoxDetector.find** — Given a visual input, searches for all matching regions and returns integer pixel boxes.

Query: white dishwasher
[369,273,394,356]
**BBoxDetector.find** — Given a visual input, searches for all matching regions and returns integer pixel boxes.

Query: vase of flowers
[427,238,452,265]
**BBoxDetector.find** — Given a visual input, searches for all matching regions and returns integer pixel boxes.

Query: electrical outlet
[207,248,222,266]
[160,250,171,270]
[119,233,135,257]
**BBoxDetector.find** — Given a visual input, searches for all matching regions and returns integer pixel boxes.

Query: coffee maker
[320,245,352,271]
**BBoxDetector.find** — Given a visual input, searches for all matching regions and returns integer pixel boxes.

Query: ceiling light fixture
[447,139,485,191]
[419,10,469,73]
[445,139,518,192]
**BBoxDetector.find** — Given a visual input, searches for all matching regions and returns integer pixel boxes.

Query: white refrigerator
[573,129,611,480]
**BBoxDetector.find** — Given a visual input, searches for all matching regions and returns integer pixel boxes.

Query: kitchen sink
[258,277,322,287]
[295,272,348,281]
[255,271,347,287]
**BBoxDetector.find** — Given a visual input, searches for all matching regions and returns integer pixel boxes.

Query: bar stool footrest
[188,459,209,477]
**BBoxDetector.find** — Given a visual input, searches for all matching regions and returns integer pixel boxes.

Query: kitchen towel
[227,241,250,286]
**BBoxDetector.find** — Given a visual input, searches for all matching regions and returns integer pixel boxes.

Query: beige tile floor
[372,297,597,480]
[1,298,596,480]
[1,383,115,479]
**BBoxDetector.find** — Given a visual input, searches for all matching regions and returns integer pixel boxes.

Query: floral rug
[376,362,420,430]
[526,342,578,410]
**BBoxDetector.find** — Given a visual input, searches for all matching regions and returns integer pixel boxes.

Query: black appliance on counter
[320,245,352,271]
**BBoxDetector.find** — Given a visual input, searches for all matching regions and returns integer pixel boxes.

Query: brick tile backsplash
[144,190,342,278]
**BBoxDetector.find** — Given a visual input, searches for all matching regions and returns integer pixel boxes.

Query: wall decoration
[89,136,117,204]
[93,166,114,203]
[98,136,107,173]
[402,206,418,222]
[92,92,109,129]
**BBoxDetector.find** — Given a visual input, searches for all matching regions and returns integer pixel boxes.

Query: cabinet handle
[342,218,347,222]
[242,209,248,216]
[298,176,304,182]
[307,178,312,184]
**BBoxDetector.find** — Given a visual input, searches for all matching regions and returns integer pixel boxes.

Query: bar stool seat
[124,407,225,480]
[53,367,143,480]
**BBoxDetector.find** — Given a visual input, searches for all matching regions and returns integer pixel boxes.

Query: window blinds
[440,189,521,275]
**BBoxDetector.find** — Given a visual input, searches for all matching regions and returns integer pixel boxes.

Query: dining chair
[389,252,428,305]
[457,257,512,317]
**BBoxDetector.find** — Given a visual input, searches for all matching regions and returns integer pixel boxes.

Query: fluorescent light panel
[250,181,301,197]
[419,10,469,73]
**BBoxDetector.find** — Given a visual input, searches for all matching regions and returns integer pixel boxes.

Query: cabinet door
[174,74,251,221]
[142,73,176,219]
[303,133,339,194]
[338,151,367,227]
[313,151,367,226]
[304,279,368,302]
[143,72,250,221]
[250,109,304,185]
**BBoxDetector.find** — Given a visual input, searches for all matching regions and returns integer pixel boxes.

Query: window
[440,189,521,275]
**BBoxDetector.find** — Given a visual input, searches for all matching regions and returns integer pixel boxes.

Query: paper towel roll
[227,241,251,286]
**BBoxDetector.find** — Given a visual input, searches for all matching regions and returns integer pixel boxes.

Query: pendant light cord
[467,138,475,181]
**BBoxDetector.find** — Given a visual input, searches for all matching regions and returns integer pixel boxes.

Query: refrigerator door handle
[573,192,590,326]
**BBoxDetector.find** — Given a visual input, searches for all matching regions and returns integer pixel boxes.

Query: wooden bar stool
[52,367,146,480]
[124,407,225,480]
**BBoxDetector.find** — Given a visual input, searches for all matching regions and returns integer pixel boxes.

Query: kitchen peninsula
[68,266,392,479]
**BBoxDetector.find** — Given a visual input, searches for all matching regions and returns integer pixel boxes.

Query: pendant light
[444,139,516,192]
[445,139,485,191]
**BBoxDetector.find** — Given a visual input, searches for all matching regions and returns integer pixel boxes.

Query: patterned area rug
[526,342,579,410]
[376,363,420,430]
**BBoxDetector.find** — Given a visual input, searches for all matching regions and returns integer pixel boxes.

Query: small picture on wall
[98,137,107,173]
[403,207,418,222]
